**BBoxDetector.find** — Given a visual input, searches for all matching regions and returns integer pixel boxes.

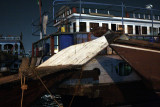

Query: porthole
[116,62,132,76]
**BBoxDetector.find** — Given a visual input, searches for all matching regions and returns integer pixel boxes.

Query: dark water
[31,94,63,107]
[31,93,160,107]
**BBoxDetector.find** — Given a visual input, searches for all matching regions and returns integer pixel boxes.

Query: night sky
[0,0,160,53]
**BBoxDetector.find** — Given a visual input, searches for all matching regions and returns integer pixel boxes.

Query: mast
[122,2,124,34]
[38,0,43,39]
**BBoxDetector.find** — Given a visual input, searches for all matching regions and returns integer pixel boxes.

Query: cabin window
[54,36,59,53]
[102,23,108,30]
[68,24,70,32]
[150,27,152,35]
[127,25,133,34]
[15,44,18,51]
[136,26,141,35]
[90,23,99,32]
[116,62,132,76]
[20,44,23,50]
[150,27,158,35]
[142,27,147,34]
[154,28,158,35]
[111,24,116,31]
[65,24,70,32]
[150,27,153,35]
[80,22,86,32]
[73,22,76,32]
[4,44,13,52]
[15,44,18,54]
[118,25,124,31]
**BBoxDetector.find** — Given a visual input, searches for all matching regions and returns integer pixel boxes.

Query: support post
[87,32,91,41]
[36,47,39,57]
[99,23,102,27]
[122,2,124,33]
[125,25,128,34]
[86,22,90,32]
[39,0,42,39]
[18,43,20,55]
[133,25,136,35]
[32,43,34,57]
[76,20,80,32]
[108,23,111,30]
[147,26,150,35]
[151,9,154,35]
[50,36,55,55]
[70,23,73,33]
[53,1,55,20]
[79,0,81,21]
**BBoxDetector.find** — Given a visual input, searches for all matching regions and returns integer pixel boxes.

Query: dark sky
[0,0,160,52]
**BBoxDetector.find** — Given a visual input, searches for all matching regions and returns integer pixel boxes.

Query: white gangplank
[36,36,108,75]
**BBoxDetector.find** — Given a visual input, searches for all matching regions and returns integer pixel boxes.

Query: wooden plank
[36,36,108,75]
[0,74,20,85]
[114,39,160,51]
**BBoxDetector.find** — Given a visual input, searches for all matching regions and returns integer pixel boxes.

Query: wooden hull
[56,81,160,107]
[0,70,74,107]
[1,68,159,107]
[0,52,17,61]
[110,43,160,90]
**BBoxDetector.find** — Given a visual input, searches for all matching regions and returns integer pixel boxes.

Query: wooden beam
[36,36,109,76]
[50,36,54,55]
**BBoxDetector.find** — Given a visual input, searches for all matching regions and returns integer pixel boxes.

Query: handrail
[0,37,20,40]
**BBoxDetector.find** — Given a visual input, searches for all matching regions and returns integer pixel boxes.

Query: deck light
[146,4,153,9]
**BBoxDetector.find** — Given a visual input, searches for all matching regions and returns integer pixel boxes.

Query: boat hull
[0,70,74,107]
[110,43,160,90]
[56,81,160,107]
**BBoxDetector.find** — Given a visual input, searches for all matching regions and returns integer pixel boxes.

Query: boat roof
[53,1,160,26]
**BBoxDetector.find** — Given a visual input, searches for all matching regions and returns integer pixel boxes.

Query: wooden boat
[0,36,111,106]
[104,32,160,90]
[1,0,160,106]
[0,35,25,74]
[0,31,160,106]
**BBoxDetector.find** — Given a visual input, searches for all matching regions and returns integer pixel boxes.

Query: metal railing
[129,35,160,43]
[0,37,20,40]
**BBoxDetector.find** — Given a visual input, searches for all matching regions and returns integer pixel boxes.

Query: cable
[34,70,62,107]
[69,70,83,107]
[19,58,62,107]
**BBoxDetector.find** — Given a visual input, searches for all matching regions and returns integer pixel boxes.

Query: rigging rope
[34,70,62,107]
[20,58,62,107]
[20,71,27,107]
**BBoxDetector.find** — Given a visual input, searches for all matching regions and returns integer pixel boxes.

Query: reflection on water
[31,94,63,107]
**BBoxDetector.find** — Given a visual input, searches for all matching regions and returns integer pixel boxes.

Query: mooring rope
[20,58,62,107]
[20,72,27,107]
[34,70,62,107]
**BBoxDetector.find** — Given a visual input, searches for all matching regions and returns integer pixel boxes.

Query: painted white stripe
[110,44,160,53]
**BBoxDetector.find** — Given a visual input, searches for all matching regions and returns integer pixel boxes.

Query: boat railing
[129,35,160,43]
[0,37,21,40]
[54,5,160,24]
[71,7,160,20]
